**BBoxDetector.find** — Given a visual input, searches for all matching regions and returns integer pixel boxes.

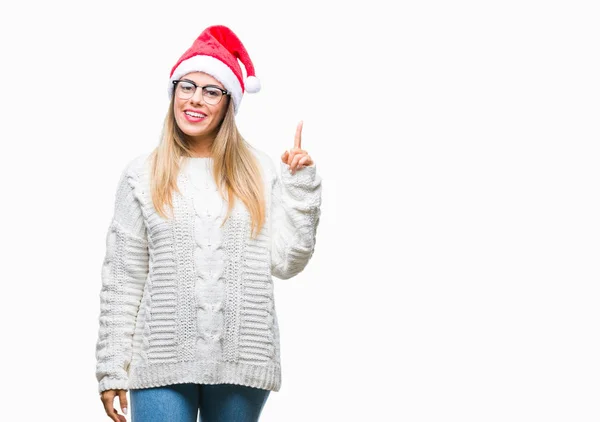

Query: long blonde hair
[148,95,266,239]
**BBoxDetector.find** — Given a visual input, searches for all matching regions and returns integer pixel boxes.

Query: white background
[0,0,598,421]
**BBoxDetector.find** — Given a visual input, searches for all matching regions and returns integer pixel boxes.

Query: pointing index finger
[294,120,303,149]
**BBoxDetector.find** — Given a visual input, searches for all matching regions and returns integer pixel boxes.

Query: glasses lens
[176,81,195,99]
[203,87,223,105]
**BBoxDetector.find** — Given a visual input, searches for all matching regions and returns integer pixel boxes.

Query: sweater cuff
[98,376,129,394]
[280,161,318,185]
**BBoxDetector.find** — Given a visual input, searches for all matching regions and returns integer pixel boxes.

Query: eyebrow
[181,79,224,90]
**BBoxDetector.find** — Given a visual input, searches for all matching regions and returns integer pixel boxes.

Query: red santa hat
[168,25,261,115]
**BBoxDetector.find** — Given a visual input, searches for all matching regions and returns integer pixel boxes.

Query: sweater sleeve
[270,160,322,280]
[95,159,149,394]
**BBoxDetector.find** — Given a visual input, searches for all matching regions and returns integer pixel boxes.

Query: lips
[184,109,207,118]
[183,109,207,123]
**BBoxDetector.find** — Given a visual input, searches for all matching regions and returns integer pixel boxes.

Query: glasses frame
[172,79,231,105]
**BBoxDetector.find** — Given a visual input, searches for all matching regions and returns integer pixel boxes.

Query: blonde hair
[148,94,266,239]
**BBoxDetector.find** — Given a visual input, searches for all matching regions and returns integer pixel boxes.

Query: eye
[204,87,221,97]
[179,82,194,92]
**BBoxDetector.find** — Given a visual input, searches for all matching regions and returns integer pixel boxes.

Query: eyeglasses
[172,79,230,105]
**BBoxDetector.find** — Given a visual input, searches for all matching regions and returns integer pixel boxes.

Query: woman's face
[173,71,229,145]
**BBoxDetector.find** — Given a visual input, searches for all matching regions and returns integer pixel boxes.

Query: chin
[179,127,201,137]
[178,119,206,132]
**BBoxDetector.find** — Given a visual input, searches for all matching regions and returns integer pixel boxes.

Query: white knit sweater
[95,147,322,394]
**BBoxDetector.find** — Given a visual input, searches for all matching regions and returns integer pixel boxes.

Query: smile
[184,111,206,122]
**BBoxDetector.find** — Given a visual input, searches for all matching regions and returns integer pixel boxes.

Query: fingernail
[123,407,128,414]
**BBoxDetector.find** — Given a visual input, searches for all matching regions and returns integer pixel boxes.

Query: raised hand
[281,120,314,175]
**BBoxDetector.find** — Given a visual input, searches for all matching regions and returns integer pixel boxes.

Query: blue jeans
[130,383,271,422]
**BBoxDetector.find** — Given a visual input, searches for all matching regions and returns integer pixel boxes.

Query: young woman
[95,25,322,422]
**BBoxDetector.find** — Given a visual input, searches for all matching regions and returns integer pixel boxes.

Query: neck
[188,152,212,158]
[186,134,215,158]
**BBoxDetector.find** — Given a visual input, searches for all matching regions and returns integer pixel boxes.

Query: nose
[190,87,205,105]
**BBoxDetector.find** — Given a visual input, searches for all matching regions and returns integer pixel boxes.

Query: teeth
[185,111,205,118]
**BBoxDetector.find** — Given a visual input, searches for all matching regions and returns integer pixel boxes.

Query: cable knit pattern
[96,161,149,394]
[271,160,322,280]
[95,147,322,394]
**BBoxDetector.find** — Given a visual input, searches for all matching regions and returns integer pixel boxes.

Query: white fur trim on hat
[168,55,243,113]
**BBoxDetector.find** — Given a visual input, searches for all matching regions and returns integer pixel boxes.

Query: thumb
[118,389,128,415]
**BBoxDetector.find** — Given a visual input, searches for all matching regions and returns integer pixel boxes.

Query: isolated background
[1,0,598,421]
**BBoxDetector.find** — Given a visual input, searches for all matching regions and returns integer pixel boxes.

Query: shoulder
[123,151,153,178]
[247,145,278,179]
[112,152,152,195]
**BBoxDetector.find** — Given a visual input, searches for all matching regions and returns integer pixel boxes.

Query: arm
[95,159,149,394]
[270,160,322,280]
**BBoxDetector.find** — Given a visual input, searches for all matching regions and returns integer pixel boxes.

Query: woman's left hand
[281,120,314,175]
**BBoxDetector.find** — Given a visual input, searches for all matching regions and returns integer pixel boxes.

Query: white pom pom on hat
[245,75,261,94]
[168,25,261,115]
